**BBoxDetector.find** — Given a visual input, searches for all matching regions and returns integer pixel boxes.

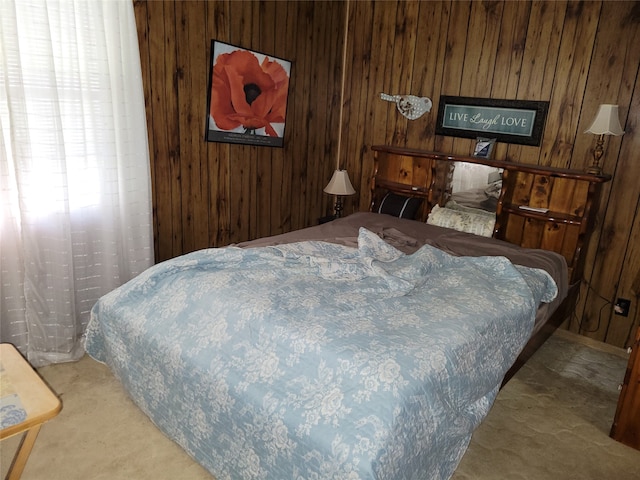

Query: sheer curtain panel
[0,0,153,366]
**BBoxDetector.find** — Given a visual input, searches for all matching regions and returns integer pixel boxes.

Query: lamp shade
[584,104,625,135]
[324,169,356,196]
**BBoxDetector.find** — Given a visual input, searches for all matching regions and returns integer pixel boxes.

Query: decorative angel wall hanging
[380,93,432,120]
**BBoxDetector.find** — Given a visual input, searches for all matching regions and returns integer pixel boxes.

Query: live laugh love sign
[435,96,549,146]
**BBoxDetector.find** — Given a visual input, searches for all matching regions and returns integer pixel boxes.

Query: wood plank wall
[134,0,344,259]
[134,1,640,349]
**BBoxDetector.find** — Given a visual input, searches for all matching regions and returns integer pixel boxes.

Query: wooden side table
[318,215,337,224]
[0,344,62,479]
[610,326,640,450]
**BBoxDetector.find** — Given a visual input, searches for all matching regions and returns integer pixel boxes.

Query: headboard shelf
[501,205,584,225]
[373,178,430,195]
[370,145,611,284]
[370,145,611,183]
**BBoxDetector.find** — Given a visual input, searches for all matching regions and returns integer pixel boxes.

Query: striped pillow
[378,193,423,219]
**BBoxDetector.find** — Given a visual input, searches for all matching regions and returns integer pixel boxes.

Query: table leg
[5,425,42,480]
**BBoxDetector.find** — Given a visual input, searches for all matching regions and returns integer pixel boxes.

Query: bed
[83,146,609,480]
[84,216,564,479]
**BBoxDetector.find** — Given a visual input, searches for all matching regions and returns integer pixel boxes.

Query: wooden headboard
[370,145,611,285]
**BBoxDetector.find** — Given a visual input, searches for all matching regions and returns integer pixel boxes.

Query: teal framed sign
[435,96,549,146]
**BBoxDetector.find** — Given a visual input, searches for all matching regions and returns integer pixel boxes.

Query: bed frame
[369,145,611,383]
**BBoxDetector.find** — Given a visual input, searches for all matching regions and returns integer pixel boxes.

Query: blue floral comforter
[85,228,557,480]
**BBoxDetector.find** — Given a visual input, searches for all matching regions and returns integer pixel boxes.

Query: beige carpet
[2,330,639,479]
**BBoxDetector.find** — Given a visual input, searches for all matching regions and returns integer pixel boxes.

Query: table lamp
[323,169,355,218]
[584,104,625,175]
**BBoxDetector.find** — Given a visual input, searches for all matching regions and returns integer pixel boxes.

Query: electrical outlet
[614,298,631,317]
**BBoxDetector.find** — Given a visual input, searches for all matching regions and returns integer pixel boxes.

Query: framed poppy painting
[205,40,292,147]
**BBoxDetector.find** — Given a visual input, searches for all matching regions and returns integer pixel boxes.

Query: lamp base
[585,164,603,176]
[333,196,344,218]
[586,134,605,176]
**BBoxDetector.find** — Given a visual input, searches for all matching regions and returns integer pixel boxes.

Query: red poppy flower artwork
[205,41,291,147]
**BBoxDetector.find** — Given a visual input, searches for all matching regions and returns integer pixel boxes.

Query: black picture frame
[435,96,549,146]
[205,40,292,147]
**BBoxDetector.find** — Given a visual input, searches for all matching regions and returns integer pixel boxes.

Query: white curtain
[0,0,153,366]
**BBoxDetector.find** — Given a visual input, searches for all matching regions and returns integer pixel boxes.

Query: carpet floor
[2,330,639,479]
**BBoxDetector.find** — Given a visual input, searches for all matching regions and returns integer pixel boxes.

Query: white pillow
[484,180,502,199]
[427,205,496,237]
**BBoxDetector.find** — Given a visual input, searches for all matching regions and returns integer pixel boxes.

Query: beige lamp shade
[584,104,625,136]
[324,170,356,196]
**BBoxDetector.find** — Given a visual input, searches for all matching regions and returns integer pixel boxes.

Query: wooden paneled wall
[134,0,344,259]
[134,1,640,349]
